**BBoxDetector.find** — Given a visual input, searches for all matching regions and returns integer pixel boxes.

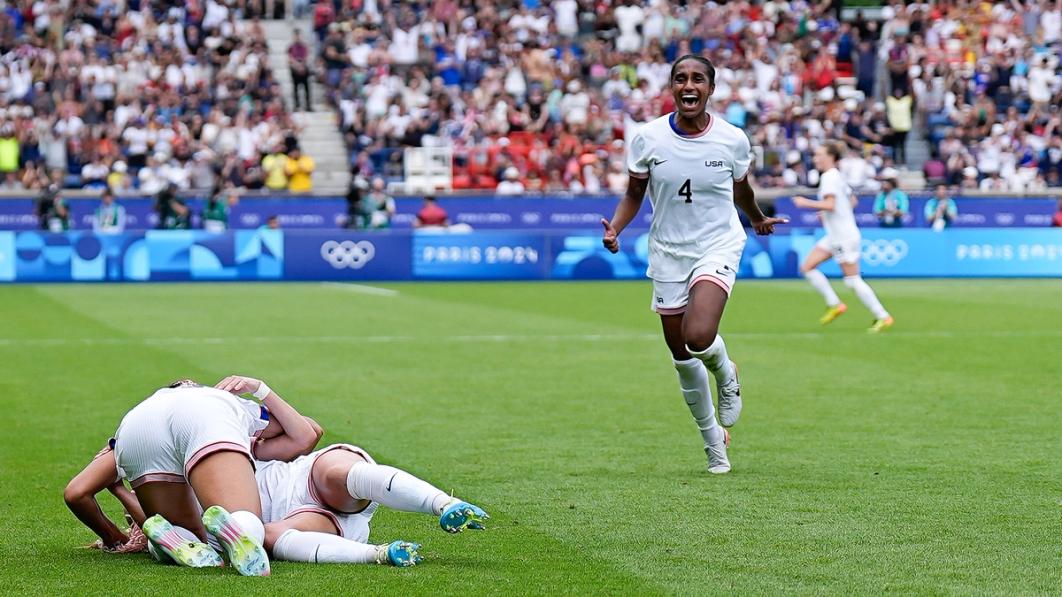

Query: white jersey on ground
[817,167,861,242]
[626,112,753,282]
[254,444,378,543]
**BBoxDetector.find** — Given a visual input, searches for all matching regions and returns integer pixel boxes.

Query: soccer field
[0,279,1058,595]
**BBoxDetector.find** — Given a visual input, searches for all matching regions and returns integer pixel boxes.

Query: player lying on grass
[65,379,489,569]
[66,376,320,576]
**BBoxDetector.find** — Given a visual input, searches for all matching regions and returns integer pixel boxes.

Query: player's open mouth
[680,94,699,107]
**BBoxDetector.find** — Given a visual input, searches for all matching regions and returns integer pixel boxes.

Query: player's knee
[684,329,718,352]
[62,480,86,507]
[800,263,815,275]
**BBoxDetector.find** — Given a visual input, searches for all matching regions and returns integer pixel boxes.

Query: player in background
[601,55,786,474]
[66,377,320,576]
[793,142,894,333]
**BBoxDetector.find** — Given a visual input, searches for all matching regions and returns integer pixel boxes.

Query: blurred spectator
[263,146,290,191]
[414,196,449,228]
[1053,199,1062,227]
[107,161,133,194]
[204,183,238,233]
[288,29,312,111]
[36,177,68,232]
[885,87,913,165]
[873,171,909,228]
[357,178,396,229]
[92,188,126,235]
[285,148,315,192]
[156,185,189,230]
[496,167,526,195]
[264,215,281,230]
[924,185,958,232]
[0,123,17,175]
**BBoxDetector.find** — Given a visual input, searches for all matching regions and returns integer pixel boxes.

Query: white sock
[346,462,453,516]
[229,510,266,545]
[673,358,724,447]
[804,269,841,307]
[686,335,736,386]
[844,275,889,319]
[273,529,386,564]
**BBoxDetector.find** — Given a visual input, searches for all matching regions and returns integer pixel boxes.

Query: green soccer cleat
[439,500,490,533]
[820,303,848,325]
[141,514,223,568]
[868,316,895,334]
[201,506,270,576]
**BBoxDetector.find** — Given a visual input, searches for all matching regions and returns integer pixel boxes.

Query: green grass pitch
[0,280,1059,595]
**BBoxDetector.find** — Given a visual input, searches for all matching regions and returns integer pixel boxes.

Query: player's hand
[215,375,264,396]
[751,216,788,236]
[601,218,619,253]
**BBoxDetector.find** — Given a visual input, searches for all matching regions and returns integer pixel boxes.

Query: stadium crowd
[314,0,1062,192]
[0,0,310,195]
[1,1,1061,197]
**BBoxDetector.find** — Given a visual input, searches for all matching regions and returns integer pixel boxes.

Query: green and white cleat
[141,514,223,568]
[439,500,490,533]
[201,506,270,577]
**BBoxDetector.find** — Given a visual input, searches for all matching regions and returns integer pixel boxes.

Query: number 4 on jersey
[678,179,693,203]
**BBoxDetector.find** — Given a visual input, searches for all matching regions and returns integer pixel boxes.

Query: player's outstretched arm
[215,375,323,461]
[735,177,787,235]
[793,193,836,211]
[602,175,649,253]
[64,448,128,549]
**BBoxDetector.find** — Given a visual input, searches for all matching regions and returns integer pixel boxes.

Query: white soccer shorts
[815,235,861,264]
[651,256,740,315]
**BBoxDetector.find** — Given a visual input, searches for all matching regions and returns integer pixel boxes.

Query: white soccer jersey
[627,113,753,282]
[818,167,860,242]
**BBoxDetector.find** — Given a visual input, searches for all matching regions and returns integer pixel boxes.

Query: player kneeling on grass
[66,390,488,569]
[66,375,320,576]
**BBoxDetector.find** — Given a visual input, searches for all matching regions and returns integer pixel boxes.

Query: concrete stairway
[263,20,350,192]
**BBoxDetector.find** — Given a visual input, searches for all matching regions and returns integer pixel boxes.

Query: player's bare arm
[63,449,129,549]
[734,177,787,235]
[793,193,836,211]
[601,174,649,253]
[215,375,323,460]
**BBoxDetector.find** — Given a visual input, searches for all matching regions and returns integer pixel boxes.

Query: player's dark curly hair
[670,55,716,86]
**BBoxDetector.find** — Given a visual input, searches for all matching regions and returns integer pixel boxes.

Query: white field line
[0,330,1060,347]
[320,282,400,297]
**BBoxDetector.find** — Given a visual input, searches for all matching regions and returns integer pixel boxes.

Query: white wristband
[252,382,272,400]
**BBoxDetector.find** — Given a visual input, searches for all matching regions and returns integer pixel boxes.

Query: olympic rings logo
[862,239,908,266]
[320,240,376,269]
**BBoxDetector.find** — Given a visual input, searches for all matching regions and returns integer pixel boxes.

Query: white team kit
[626,112,754,313]
[112,385,270,487]
[814,167,862,264]
[255,444,379,542]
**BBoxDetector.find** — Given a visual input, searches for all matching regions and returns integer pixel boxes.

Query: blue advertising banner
[413,232,550,279]
[3,194,1056,232]
[282,230,412,281]
[1,228,1060,282]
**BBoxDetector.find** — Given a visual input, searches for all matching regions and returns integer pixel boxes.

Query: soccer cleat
[439,500,490,533]
[705,429,731,474]
[382,540,423,567]
[201,506,270,577]
[716,360,742,428]
[141,514,223,568]
[868,316,895,334]
[820,303,848,325]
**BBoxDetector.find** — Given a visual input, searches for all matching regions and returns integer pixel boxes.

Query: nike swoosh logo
[652,159,668,166]
[386,473,397,491]
[716,267,731,275]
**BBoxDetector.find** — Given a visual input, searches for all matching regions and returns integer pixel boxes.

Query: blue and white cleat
[201,505,270,577]
[383,540,423,567]
[141,514,223,568]
[439,500,490,533]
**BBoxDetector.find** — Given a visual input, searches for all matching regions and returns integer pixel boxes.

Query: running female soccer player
[793,142,894,333]
[601,55,786,474]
